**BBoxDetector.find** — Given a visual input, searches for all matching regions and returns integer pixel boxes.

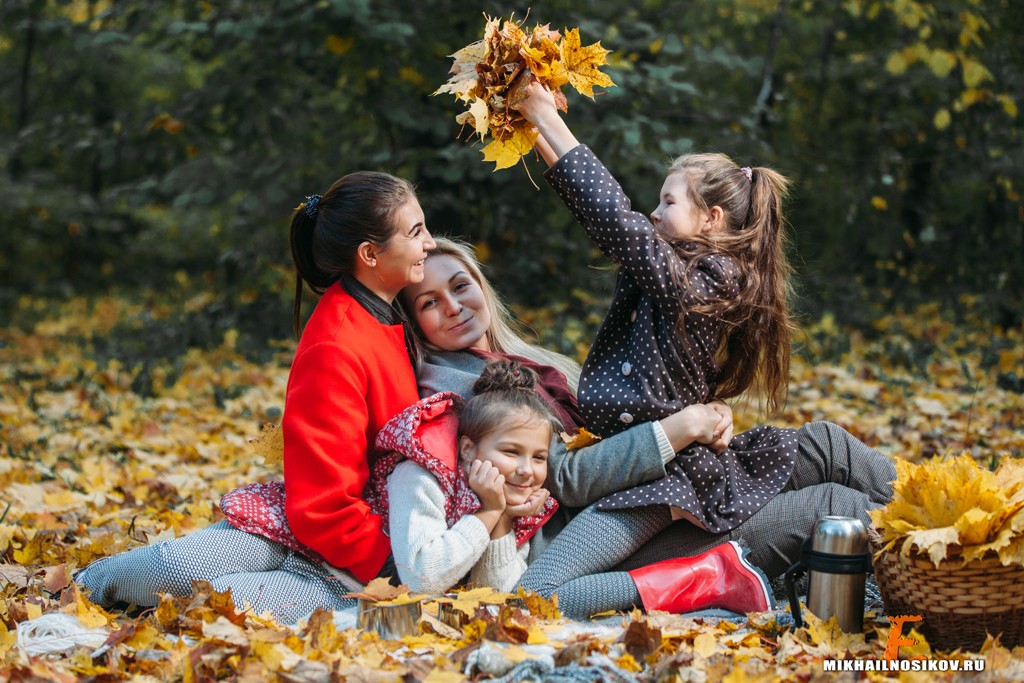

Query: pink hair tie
[740,167,753,183]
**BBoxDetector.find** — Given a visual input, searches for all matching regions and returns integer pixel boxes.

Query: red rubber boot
[627,541,774,614]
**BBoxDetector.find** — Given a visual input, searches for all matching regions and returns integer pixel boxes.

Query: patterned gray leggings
[75,521,355,624]
[517,421,896,619]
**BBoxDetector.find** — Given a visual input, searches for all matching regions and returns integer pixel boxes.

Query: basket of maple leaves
[869,453,1024,651]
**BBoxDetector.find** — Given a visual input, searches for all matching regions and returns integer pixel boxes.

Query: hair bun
[472,359,537,396]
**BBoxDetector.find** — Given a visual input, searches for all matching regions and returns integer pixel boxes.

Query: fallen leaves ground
[1,293,1023,681]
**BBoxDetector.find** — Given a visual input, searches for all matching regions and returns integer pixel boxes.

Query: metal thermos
[784,516,872,633]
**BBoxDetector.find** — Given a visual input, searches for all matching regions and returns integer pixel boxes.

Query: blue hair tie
[303,194,321,218]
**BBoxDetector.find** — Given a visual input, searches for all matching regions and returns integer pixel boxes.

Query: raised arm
[515,82,738,311]
[517,81,579,165]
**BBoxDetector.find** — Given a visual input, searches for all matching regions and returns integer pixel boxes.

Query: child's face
[651,173,708,241]
[461,418,550,506]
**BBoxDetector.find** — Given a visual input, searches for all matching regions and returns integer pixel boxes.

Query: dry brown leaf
[560,427,602,450]
[620,618,661,660]
[344,576,416,603]
[249,422,284,466]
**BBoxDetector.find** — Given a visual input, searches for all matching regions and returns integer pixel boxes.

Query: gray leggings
[75,521,355,624]
[517,422,895,619]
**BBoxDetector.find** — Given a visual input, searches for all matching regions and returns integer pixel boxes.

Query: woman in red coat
[282,171,438,582]
[77,171,435,622]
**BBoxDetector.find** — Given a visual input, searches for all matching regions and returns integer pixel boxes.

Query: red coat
[282,282,419,582]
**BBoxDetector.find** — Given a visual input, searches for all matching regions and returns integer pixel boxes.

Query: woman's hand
[468,460,506,514]
[659,404,724,451]
[706,400,734,453]
[504,488,550,518]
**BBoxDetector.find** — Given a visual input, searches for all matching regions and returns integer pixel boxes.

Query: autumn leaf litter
[1,294,1023,680]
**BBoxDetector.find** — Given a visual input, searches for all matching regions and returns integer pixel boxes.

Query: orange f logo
[884,615,924,660]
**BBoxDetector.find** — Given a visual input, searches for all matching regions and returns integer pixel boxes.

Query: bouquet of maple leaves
[434,15,615,170]
[870,453,1024,568]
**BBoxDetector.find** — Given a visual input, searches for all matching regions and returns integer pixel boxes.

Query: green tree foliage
[1,0,1020,338]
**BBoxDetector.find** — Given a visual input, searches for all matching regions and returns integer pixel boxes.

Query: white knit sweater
[386,460,529,594]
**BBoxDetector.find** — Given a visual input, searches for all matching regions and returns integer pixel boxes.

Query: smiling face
[460,414,550,506]
[650,172,709,242]
[371,198,436,300]
[402,254,492,352]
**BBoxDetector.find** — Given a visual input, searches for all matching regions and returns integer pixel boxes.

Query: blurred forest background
[1,0,1021,363]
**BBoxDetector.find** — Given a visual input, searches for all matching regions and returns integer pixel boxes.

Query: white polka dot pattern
[544,145,798,533]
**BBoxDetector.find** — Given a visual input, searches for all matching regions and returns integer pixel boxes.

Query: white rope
[16,613,109,656]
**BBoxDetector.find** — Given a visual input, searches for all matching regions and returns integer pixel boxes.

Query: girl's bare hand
[504,488,550,518]
[514,80,559,125]
[468,460,506,513]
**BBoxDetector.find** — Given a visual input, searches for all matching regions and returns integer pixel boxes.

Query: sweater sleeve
[387,461,492,594]
[469,534,529,592]
[545,145,740,312]
[543,422,667,507]
[283,340,391,582]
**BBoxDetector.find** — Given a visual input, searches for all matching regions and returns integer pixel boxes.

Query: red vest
[367,392,558,547]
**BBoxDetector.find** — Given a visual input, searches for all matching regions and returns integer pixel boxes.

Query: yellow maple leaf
[903,526,959,567]
[467,97,490,140]
[62,583,113,629]
[693,631,718,658]
[437,586,514,617]
[423,669,467,683]
[516,586,561,620]
[249,422,283,466]
[526,623,548,644]
[375,592,425,607]
[481,127,539,171]
[345,576,416,602]
[558,28,616,99]
[615,652,643,672]
[0,620,15,661]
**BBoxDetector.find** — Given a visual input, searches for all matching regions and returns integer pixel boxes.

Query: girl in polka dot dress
[511,79,806,615]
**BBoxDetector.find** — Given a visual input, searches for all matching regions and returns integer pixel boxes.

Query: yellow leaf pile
[434,15,615,170]
[870,453,1024,567]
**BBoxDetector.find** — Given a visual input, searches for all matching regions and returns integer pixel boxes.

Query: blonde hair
[666,153,796,417]
[401,237,582,395]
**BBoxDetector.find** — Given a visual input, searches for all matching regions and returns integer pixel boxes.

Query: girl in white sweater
[367,359,559,594]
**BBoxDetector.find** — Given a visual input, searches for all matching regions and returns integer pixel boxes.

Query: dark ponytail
[289,172,417,338]
[458,359,558,448]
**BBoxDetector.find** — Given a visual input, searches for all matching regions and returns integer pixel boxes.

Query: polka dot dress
[545,145,797,533]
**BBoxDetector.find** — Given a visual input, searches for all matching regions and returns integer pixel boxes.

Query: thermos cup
[784,516,872,633]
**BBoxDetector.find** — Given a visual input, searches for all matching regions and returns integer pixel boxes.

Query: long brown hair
[667,153,796,416]
[289,171,416,338]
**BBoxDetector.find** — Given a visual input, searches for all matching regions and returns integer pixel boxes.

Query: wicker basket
[870,532,1024,651]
